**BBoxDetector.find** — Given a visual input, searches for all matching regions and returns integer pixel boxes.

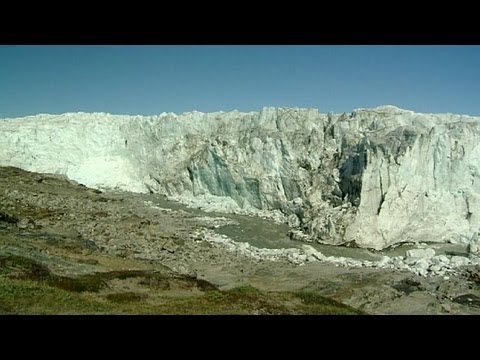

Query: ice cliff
[1,105,480,250]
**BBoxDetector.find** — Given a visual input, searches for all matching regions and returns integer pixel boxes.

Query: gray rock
[468,243,480,255]
[406,248,436,259]
[428,264,444,273]
[432,255,450,264]
[287,214,300,228]
[289,229,310,242]
[450,256,470,267]
[161,240,177,254]
[16,218,34,229]
[377,256,392,267]
[414,259,431,276]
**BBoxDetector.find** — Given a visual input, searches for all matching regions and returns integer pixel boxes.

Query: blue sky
[1,45,479,118]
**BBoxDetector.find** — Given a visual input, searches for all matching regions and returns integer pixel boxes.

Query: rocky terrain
[0,166,363,314]
[1,106,480,251]
[1,166,480,314]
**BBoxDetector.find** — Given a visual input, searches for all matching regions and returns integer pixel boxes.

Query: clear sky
[1,45,479,118]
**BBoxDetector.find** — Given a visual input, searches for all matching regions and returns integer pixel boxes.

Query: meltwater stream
[116,192,468,272]
[129,193,468,263]
[134,194,467,261]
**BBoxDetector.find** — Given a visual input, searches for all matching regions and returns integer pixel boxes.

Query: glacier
[2,105,480,250]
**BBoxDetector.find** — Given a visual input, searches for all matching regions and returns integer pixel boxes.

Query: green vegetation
[295,291,364,314]
[0,276,363,315]
[0,254,362,314]
[0,278,110,314]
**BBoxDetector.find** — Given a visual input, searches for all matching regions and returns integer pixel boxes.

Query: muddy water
[131,193,467,261]
[137,194,300,249]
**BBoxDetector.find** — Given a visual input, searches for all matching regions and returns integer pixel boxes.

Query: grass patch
[295,291,364,314]
[0,211,18,224]
[143,285,362,315]
[47,275,107,292]
[45,270,166,293]
[105,292,147,303]
[0,253,362,314]
[0,253,218,297]
[0,254,51,279]
[0,276,363,314]
[0,278,110,314]
[0,300,13,314]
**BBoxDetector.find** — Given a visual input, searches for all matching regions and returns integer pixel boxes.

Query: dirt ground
[1,166,479,314]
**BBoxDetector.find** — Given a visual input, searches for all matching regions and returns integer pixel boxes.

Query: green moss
[295,291,364,314]
[0,253,362,314]
[0,211,18,224]
[226,284,260,296]
[0,300,13,314]
[0,278,109,314]
[47,275,107,293]
[105,292,147,303]
[0,254,51,279]
[0,276,363,314]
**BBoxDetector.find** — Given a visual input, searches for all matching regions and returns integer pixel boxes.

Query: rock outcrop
[2,105,480,250]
